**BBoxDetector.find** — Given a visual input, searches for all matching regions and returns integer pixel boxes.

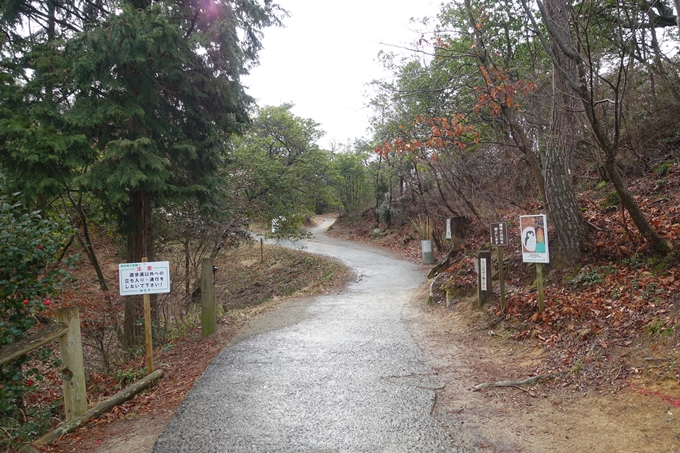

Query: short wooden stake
[497,246,506,311]
[536,263,545,313]
[57,307,87,421]
[201,258,216,336]
[476,250,492,308]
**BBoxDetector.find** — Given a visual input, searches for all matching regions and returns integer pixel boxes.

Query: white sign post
[446,218,452,239]
[519,214,549,312]
[118,260,171,373]
[118,261,171,295]
[490,222,508,311]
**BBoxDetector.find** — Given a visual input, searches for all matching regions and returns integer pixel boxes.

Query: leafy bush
[599,191,621,211]
[0,178,76,417]
[652,161,673,177]
[266,214,312,244]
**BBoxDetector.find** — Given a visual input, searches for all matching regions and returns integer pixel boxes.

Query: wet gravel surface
[153,219,467,452]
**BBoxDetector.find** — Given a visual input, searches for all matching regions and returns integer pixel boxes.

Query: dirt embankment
[405,287,680,453]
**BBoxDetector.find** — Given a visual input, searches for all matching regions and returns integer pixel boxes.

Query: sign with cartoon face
[519,214,549,263]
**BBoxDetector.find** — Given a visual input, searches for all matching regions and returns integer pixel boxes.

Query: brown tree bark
[69,192,109,291]
[541,0,588,264]
[123,190,154,349]
[523,0,672,254]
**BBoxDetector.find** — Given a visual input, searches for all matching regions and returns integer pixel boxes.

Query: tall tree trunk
[123,190,154,349]
[523,0,672,254]
[542,0,588,264]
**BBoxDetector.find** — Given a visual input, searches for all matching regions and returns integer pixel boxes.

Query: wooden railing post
[57,307,87,420]
[201,258,216,336]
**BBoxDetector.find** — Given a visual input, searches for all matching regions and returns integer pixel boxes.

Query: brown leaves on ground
[331,164,680,397]
[24,242,351,453]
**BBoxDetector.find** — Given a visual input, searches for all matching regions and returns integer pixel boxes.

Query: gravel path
[153,218,467,453]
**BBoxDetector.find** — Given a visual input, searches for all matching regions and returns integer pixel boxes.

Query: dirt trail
[45,216,680,452]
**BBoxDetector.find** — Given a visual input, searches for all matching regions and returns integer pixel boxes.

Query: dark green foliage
[231,105,335,224]
[66,2,280,233]
[0,0,283,347]
[329,148,374,218]
[0,0,283,226]
[0,179,76,417]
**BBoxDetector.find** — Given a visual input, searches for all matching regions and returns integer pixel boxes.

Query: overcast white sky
[243,1,440,149]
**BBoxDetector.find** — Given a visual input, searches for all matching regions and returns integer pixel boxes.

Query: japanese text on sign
[118,261,171,296]
[480,257,488,291]
[490,222,508,247]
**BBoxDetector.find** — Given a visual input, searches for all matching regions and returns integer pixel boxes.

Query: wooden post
[260,237,264,263]
[536,263,545,313]
[497,246,506,311]
[0,324,68,367]
[24,369,164,452]
[476,250,492,308]
[57,307,87,421]
[201,258,216,336]
[141,258,154,373]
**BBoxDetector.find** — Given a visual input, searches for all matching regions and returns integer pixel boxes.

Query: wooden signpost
[476,250,492,308]
[118,259,171,374]
[201,258,217,337]
[490,222,508,311]
[519,214,549,312]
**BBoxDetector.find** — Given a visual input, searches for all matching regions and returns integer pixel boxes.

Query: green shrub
[0,177,76,417]
[599,191,620,211]
[653,161,673,177]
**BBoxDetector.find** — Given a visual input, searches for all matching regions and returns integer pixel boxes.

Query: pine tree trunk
[528,0,672,255]
[542,0,587,264]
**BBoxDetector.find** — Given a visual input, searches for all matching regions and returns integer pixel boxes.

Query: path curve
[153,217,466,452]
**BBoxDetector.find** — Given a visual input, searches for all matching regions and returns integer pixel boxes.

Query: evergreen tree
[0,0,282,347]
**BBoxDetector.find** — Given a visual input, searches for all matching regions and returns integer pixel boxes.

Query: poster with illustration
[519,214,549,263]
